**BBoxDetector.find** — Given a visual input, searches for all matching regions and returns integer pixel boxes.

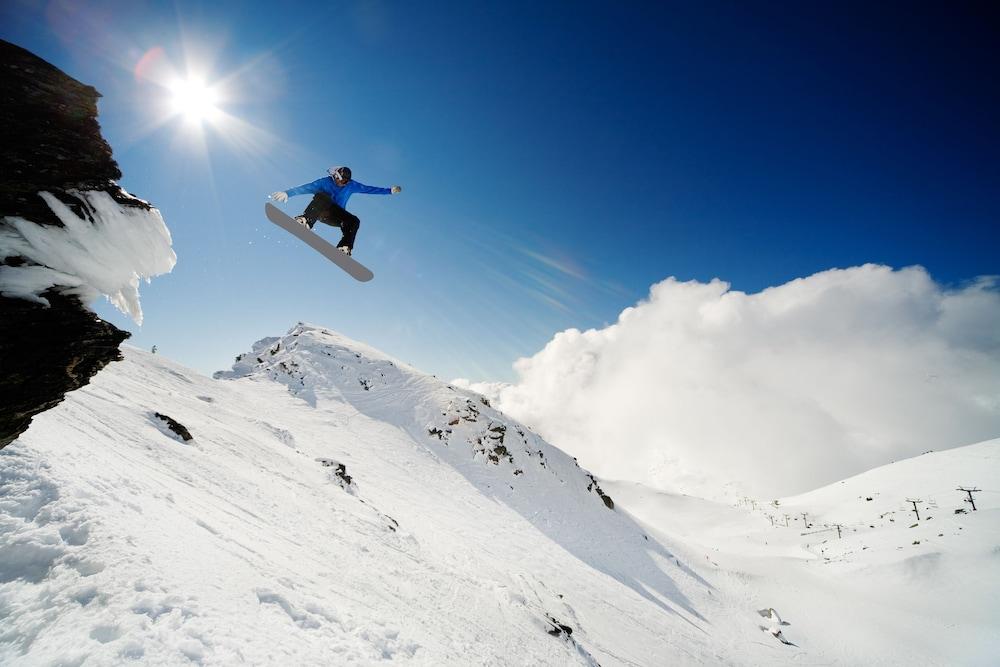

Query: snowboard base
[265,202,374,282]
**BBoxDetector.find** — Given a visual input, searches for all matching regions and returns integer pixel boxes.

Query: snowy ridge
[213,325,712,623]
[3,325,781,666]
[0,189,175,324]
[217,323,617,511]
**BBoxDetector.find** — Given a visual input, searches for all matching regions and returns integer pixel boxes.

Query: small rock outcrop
[153,413,193,442]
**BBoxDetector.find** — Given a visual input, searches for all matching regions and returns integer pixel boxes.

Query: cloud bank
[460,265,1000,499]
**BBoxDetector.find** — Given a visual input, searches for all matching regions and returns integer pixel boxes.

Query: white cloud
[466,265,1000,499]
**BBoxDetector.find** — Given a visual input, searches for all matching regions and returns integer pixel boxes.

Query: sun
[132,45,277,161]
[168,77,220,123]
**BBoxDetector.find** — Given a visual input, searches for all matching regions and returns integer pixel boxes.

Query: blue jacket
[284,177,391,209]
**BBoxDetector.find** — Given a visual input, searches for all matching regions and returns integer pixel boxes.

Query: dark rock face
[153,413,193,442]
[0,40,147,449]
[0,293,129,449]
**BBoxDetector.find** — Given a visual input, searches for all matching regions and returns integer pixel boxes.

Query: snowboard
[264,202,374,282]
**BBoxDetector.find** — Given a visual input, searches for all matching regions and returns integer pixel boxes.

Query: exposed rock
[546,616,573,637]
[153,413,193,442]
[334,462,353,487]
[0,40,155,448]
[0,39,151,226]
[316,458,356,491]
[0,292,128,448]
[586,473,615,510]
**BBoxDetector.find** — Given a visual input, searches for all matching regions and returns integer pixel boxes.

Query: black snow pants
[300,193,361,250]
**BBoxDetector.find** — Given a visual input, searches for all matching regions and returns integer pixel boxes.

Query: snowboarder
[271,166,401,256]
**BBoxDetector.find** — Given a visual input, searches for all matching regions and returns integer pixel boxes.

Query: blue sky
[3,1,998,381]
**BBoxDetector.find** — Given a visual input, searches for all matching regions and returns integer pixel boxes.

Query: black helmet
[328,166,352,182]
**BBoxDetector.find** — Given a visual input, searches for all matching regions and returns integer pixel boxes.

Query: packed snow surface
[0,190,175,324]
[2,323,996,665]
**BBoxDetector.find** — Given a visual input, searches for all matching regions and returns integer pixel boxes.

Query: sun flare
[169,77,220,123]
[132,45,276,160]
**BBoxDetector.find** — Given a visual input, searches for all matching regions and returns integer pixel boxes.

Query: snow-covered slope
[6,322,994,664]
[2,324,785,666]
[605,440,1000,665]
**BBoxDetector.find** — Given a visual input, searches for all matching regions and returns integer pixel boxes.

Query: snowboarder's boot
[337,246,352,256]
[294,216,313,229]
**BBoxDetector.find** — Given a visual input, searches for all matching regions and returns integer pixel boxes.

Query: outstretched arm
[351,180,393,196]
[285,177,330,198]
